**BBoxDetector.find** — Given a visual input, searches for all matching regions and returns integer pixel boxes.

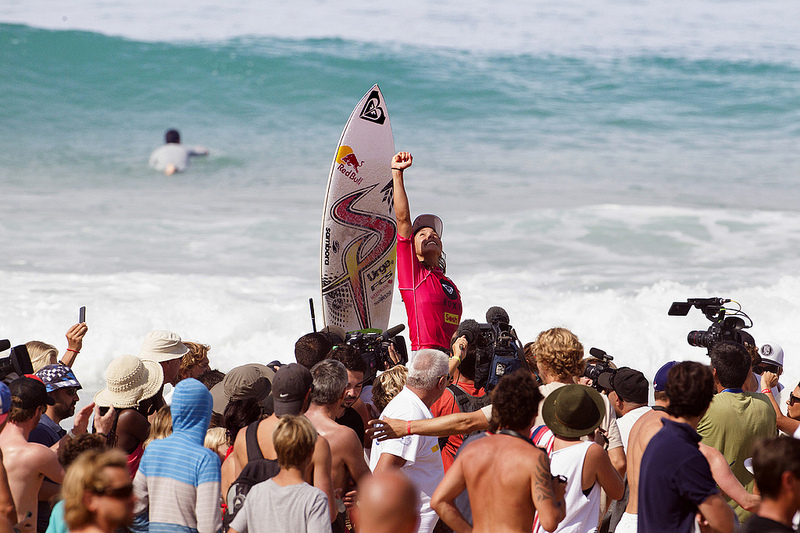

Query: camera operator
[696,340,776,524]
[429,323,488,471]
[603,368,650,453]
[532,328,626,477]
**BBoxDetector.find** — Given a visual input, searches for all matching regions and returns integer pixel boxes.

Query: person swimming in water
[148,129,208,176]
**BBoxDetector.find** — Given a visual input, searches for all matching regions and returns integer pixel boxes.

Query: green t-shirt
[697,391,776,523]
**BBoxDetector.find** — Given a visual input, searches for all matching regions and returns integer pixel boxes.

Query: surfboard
[320,85,396,333]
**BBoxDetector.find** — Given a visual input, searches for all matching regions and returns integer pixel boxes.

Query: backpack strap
[245,421,264,462]
[448,384,474,413]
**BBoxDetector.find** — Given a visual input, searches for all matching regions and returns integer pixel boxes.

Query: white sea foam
[3,269,800,415]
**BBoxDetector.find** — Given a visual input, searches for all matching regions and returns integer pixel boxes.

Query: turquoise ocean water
[2,0,800,397]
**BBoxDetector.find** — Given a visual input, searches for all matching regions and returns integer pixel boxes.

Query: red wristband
[406,420,411,436]
[762,388,772,394]
[65,349,79,354]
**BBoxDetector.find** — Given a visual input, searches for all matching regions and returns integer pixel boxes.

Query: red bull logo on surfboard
[336,146,364,184]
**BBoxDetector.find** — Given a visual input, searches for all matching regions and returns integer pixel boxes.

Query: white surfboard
[320,85,396,333]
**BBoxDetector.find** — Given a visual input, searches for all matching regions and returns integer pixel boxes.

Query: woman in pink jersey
[391,151,462,352]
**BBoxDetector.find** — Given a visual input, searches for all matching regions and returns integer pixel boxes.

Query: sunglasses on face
[788,394,800,406]
[95,484,134,499]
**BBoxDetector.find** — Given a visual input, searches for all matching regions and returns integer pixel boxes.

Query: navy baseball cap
[653,361,679,392]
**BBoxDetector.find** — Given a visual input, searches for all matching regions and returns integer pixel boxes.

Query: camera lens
[687,330,716,348]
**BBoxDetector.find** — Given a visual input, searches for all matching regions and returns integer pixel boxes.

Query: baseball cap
[139,330,189,363]
[210,363,275,414]
[759,343,784,368]
[35,364,82,393]
[0,382,11,425]
[653,361,679,392]
[272,363,313,417]
[412,214,443,237]
[609,367,648,404]
[10,376,55,410]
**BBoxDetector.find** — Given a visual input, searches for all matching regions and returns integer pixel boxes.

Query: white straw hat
[94,355,164,409]
[138,330,189,363]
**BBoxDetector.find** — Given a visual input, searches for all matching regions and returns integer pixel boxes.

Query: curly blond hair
[533,328,584,381]
[372,365,408,412]
[180,342,210,378]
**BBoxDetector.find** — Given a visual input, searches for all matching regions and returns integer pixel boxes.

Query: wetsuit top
[396,233,462,351]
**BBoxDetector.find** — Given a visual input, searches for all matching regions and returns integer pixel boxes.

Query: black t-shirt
[336,407,365,444]
[742,515,796,532]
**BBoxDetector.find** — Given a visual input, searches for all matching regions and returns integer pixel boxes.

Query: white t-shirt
[617,405,652,452]
[148,144,206,172]
[369,387,444,533]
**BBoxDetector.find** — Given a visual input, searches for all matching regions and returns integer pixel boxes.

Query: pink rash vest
[396,233,462,351]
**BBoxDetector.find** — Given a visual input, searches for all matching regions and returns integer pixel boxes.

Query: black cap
[610,367,649,404]
[10,376,55,410]
[272,363,313,417]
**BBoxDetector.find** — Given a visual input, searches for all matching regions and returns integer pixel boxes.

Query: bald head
[355,472,420,533]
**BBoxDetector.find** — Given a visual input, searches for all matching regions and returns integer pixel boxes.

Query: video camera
[0,340,34,383]
[584,347,615,392]
[344,324,408,381]
[668,298,753,352]
[459,307,527,392]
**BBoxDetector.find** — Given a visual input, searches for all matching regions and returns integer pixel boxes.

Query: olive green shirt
[697,391,776,523]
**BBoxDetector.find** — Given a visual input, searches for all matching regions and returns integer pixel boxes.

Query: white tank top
[535,440,600,533]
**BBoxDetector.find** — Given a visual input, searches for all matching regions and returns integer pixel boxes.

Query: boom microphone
[486,306,510,325]
[380,324,405,341]
[456,319,481,344]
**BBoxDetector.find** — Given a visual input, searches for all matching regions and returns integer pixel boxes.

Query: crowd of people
[1,314,799,533]
[2,150,800,533]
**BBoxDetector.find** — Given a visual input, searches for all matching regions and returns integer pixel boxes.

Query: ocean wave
[2,0,799,63]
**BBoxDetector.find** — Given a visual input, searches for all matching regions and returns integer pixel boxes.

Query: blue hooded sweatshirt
[133,379,221,533]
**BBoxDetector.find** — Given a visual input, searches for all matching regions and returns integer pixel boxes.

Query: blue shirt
[29,413,65,447]
[638,419,719,533]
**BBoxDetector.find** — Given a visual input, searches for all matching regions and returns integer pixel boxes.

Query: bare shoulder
[315,433,332,455]
[17,441,58,468]
[584,441,608,462]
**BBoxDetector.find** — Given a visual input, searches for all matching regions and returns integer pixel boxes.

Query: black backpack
[223,422,281,531]
[438,384,492,452]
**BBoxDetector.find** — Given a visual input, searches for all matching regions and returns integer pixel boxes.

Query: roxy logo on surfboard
[359,90,386,124]
[336,146,365,184]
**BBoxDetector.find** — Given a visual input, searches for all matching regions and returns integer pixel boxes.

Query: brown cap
[210,364,275,414]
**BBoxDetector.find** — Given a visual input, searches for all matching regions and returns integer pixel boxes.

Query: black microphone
[486,306,510,325]
[380,324,405,341]
[456,319,481,344]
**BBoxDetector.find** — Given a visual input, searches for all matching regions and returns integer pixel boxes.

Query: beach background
[2,0,800,409]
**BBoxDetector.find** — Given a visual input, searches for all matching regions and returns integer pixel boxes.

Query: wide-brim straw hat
[94,355,164,409]
[541,384,605,439]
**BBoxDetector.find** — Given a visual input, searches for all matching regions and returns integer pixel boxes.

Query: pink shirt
[397,233,462,350]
